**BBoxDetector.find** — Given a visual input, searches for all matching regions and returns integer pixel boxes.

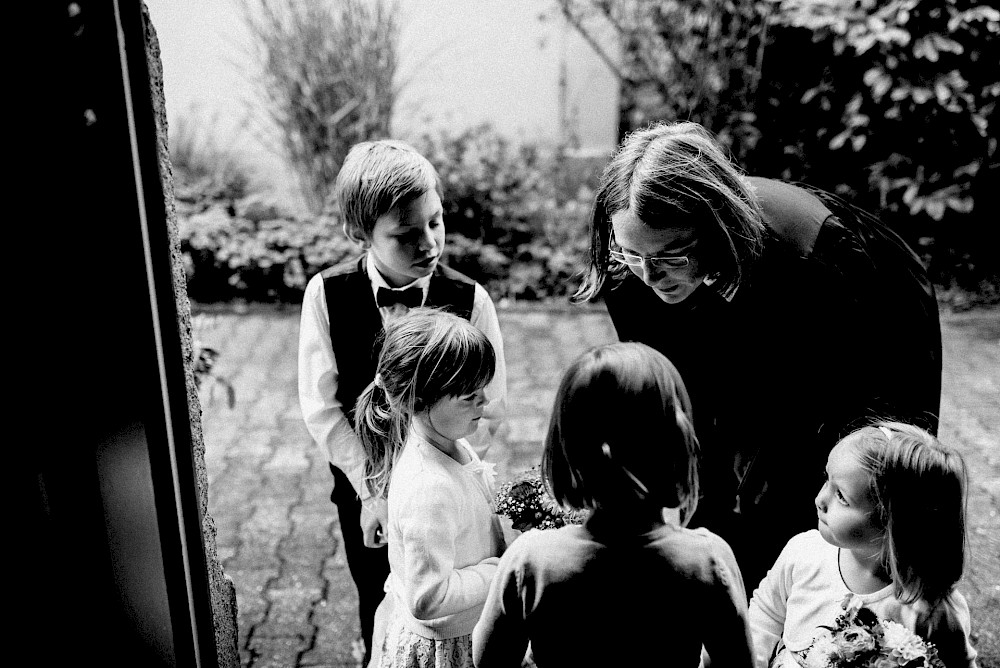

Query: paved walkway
[196,305,1000,668]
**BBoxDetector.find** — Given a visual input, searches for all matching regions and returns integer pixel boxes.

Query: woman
[574,121,941,591]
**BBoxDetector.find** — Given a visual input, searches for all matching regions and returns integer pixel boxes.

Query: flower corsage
[792,594,945,668]
[493,466,587,531]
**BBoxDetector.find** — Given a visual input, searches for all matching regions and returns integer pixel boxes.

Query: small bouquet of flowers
[790,595,944,668]
[493,466,587,531]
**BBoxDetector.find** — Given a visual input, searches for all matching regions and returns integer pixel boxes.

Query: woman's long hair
[573,121,765,303]
[354,308,495,499]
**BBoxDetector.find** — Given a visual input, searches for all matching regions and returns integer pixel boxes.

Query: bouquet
[791,595,944,668]
[493,466,588,531]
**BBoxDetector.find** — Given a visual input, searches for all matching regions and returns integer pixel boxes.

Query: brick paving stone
[308,562,365,667]
[247,636,312,668]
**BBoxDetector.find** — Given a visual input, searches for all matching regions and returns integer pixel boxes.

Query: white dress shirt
[297,253,508,501]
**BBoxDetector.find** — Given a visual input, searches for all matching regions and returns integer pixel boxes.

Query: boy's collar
[365,253,432,295]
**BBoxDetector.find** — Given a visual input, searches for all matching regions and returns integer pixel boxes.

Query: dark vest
[321,255,476,429]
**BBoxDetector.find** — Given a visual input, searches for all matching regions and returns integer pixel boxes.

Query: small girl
[749,422,979,668]
[473,342,754,668]
[355,307,505,668]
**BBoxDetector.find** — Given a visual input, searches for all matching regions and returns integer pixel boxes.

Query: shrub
[755,0,1000,307]
[443,191,593,302]
[413,125,594,301]
[179,203,356,303]
[412,125,556,244]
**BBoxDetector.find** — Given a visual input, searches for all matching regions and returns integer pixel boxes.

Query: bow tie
[376,286,424,309]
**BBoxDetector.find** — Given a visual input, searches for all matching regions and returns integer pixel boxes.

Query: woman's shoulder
[749,177,831,257]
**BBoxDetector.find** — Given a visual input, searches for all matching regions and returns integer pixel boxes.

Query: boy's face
[366,190,445,287]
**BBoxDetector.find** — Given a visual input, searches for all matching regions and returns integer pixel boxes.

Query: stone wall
[141,4,240,666]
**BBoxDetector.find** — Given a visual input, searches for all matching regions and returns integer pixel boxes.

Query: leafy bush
[411,125,594,301]
[179,202,357,303]
[191,314,236,408]
[413,125,556,244]
[444,193,593,302]
[757,0,999,307]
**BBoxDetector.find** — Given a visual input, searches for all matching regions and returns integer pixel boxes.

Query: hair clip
[373,373,384,389]
[878,425,893,441]
[601,443,649,494]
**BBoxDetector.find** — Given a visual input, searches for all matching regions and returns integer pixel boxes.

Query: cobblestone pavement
[197,305,1000,668]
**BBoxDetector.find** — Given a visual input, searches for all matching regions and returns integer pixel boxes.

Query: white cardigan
[749,530,978,668]
[384,434,505,640]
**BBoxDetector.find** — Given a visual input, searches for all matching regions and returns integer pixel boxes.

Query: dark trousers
[329,464,390,663]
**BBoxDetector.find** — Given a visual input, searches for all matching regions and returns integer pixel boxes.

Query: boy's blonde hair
[542,342,700,523]
[844,421,968,606]
[335,139,442,243]
[354,308,495,499]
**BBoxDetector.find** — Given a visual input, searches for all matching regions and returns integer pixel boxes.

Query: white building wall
[393,0,619,154]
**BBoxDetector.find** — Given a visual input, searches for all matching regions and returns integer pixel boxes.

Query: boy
[297,140,508,663]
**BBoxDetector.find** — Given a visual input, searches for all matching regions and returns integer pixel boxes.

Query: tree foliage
[548,0,771,161]
[240,0,400,213]
[759,0,998,297]
[764,0,997,217]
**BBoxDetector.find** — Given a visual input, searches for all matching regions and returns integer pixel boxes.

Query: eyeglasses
[609,248,690,270]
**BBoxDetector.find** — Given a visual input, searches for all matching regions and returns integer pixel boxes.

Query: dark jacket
[602,178,941,590]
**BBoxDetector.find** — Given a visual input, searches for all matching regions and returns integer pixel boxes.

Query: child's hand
[361,496,389,548]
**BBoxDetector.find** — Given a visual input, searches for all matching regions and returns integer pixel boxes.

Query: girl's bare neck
[839,548,892,595]
[411,419,467,464]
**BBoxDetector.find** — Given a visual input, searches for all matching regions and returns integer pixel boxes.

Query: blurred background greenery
[169,0,998,310]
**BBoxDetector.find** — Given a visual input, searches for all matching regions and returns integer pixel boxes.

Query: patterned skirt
[371,596,474,668]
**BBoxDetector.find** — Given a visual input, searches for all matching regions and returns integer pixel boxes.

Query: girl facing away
[749,422,979,668]
[356,308,506,668]
[473,342,754,668]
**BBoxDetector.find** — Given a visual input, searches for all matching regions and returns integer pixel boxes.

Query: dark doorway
[16,2,218,666]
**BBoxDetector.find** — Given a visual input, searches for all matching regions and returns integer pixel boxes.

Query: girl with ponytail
[356,307,504,668]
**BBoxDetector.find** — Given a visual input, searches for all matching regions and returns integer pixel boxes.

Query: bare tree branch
[554,0,630,82]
